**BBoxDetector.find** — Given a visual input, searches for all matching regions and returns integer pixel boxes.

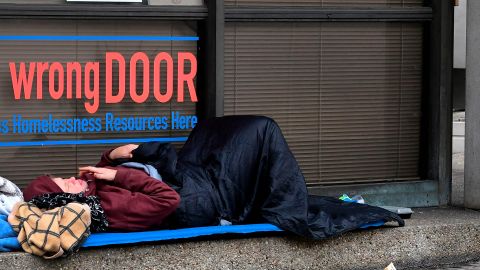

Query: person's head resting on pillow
[23,175,88,201]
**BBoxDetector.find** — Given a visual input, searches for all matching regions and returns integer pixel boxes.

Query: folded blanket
[0,176,23,216]
[8,202,91,259]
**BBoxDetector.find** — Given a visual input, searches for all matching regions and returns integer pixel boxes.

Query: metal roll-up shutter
[0,19,197,188]
[224,22,423,187]
[224,0,423,7]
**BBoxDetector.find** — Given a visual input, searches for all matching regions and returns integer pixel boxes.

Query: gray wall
[454,0,467,110]
[464,0,480,208]
[454,0,467,69]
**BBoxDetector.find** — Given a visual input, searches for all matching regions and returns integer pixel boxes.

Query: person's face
[51,176,88,194]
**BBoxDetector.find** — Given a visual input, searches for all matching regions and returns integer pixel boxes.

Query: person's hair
[45,174,57,180]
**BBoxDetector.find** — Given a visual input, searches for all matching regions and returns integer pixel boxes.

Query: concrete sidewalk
[1,207,480,270]
[452,152,465,207]
[452,112,465,207]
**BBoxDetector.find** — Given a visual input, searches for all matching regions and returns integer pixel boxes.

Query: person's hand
[109,144,139,160]
[79,166,117,181]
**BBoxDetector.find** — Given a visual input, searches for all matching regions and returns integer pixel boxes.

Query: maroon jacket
[82,150,180,231]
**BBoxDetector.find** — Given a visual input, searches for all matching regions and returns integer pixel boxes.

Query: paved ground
[452,111,465,207]
[452,152,464,207]
[3,207,480,270]
[453,111,465,122]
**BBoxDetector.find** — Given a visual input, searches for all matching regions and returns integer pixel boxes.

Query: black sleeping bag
[130,115,404,239]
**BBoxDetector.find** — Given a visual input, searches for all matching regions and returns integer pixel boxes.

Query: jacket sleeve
[104,167,180,231]
[95,149,116,167]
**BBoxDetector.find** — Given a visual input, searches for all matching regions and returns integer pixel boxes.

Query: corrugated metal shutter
[224,22,423,187]
[225,0,423,7]
[0,19,196,188]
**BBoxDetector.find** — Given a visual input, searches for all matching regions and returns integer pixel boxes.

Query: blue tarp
[0,213,384,252]
[0,215,19,252]
[0,214,283,251]
[83,223,284,247]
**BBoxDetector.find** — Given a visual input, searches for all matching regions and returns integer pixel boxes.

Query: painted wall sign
[0,35,199,146]
[9,51,198,114]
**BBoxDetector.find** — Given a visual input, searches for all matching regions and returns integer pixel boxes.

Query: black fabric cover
[132,115,404,239]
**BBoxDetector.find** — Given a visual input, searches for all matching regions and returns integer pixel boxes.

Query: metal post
[426,0,454,206]
[197,0,224,119]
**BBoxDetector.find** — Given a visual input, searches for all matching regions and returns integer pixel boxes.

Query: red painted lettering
[9,62,36,100]
[130,52,150,104]
[177,52,197,102]
[49,62,64,100]
[36,62,49,99]
[106,52,126,104]
[9,51,198,114]
[67,62,82,99]
[84,62,99,114]
[153,52,174,103]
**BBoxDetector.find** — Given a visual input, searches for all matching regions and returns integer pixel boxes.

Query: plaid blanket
[8,202,91,259]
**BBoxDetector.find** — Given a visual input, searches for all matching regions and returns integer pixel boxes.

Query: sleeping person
[23,144,180,232]
[22,115,404,239]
